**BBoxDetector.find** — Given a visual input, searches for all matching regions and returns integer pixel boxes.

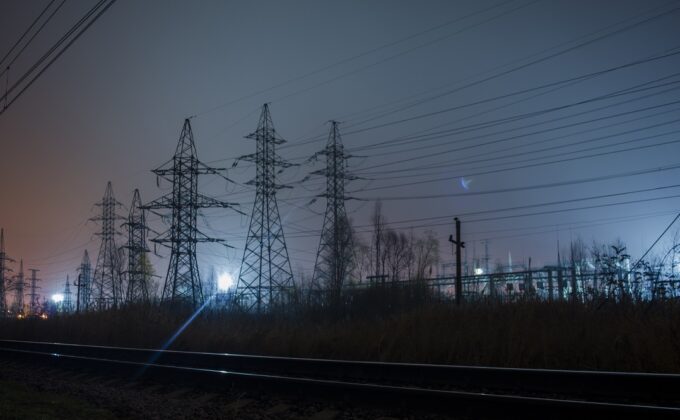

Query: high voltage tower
[144,119,239,308]
[90,181,124,310]
[124,189,150,303]
[235,104,295,312]
[76,250,92,312]
[0,229,13,316]
[27,268,41,316]
[310,122,357,300]
[12,259,24,314]
[63,277,73,313]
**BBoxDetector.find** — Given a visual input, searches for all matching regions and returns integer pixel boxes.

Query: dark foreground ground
[0,359,461,420]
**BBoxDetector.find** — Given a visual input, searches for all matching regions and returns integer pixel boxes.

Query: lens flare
[217,272,235,291]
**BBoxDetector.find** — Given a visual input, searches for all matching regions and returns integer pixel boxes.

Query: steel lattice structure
[124,189,150,303]
[27,268,41,316]
[0,229,14,317]
[63,277,73,313]
[144,118,238,308]
[76,250,92,312]
[12,259,25,314]
[90,181,124,310]
[311,122,357,300]
[235,104,295,312]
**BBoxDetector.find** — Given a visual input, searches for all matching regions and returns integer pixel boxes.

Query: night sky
[1,0,680,295]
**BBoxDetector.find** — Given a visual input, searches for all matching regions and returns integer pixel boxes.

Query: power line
[352,133,680,194]
[368,162,680,201]
[350,75,680,160]
[0,0,118,116]
[362,122,680,184]
[341,3,680,131]
[0,0,57,67]
[193,0,523,117]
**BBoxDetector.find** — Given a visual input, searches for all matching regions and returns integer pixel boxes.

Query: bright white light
[474,268,484,275]
[217,272,235,292]
[51,293,64,303]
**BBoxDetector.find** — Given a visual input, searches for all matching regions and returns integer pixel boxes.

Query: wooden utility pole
[449,218,465,305]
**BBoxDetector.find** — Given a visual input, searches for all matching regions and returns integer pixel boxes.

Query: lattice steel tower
[311,122,357,299]
[76,250,92,312]
[27,268,41,316]
[144,119,238,308]
[90,181,124,310]
[125,189,150,303]
[63,277,73,313]
[0,229,14,317]
[235,104,295,312]
[12,259,25,314]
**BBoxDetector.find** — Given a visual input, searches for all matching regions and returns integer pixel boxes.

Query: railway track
[1,339,678,418]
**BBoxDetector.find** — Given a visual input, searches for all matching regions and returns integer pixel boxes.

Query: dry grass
[2,296,680,373]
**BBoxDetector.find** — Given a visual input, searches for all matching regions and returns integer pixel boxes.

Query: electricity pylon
[144,118,239,308]
[75,250,92,312]
[310,122,357,301]
[235,104,295,312]
[12,259,25,314]
[90,181,125,310]
[0,228,14,317]
[124,189,150,303]
[27,268,41,316]
[63,276,73,313]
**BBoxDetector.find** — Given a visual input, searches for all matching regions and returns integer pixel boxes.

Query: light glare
[51,293,64,303]
[217,272,234,291]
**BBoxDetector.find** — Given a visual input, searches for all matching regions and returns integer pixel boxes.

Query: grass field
[2,297,680,373]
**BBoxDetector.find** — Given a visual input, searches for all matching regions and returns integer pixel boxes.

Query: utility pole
[143,118,239,309]
[235,104,295,312]
[310,121,357,304]
[27,268,41,316]
[0,228,14,317]
[449,218,465,305]
[91,182,124,310]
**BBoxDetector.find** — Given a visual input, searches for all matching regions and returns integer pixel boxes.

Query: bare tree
[384,229,411,282]
[412,230,439,281]
[372,201,386,282]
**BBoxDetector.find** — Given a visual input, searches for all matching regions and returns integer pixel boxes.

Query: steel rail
[1,339,679,417]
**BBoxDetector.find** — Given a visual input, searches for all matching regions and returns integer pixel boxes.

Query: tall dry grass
[2,294,679,373]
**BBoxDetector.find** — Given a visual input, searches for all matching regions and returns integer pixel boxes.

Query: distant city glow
[474,268,484,275]
[217,272,235,292]
[51,293,64,303]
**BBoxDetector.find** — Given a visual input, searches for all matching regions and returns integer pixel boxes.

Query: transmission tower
[27,268,41,316]
[90,181,124,310]
[63,277,73,313]
[144,118,239,308]
[12,259,25,314]
[310,122,357,300]
[235,104,296,312]
[0,228,14,317]
[124,189,151,303]
[75,250,92,312]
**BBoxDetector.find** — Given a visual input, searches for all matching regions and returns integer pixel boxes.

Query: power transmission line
[0,0,58,68]
[0,0,118,116]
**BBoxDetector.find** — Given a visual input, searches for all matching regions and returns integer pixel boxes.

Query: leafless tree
[412,230,439,281]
